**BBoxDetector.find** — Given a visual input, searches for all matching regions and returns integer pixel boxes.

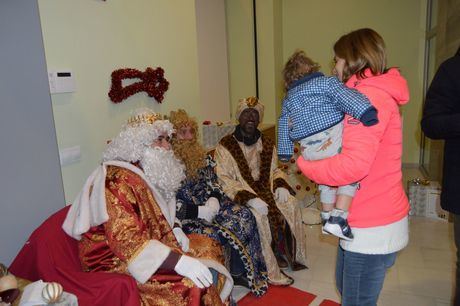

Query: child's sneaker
[320,211,331,235]
[323,215,353,241]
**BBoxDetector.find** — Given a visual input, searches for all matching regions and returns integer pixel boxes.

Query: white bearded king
[103,108,186,202]
[63,108,234,305]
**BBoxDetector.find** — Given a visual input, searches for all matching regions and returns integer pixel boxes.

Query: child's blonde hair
[333,28,387,83]
[283,50,320,91]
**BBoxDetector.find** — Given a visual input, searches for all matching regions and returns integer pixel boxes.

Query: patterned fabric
[218,135,296,261]
[215,134,307,284]
[277,72,377,161]
[176,156,268,296]
[79,166,225,306]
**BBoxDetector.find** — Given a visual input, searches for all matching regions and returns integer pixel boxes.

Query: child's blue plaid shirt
[277,72,378,162]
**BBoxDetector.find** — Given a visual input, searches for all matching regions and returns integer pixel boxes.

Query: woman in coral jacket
[296,28,410,306]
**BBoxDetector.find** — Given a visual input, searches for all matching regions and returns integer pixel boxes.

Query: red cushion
[9,206,140,306]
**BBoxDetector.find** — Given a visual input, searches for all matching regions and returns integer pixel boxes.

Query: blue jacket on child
[277,72,378,162]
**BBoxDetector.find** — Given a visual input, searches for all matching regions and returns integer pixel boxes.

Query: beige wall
[225,0,283,125]
[226,0,426,163]
[38,0,216,202]
[282,0,427,164]
[39,0,428,201]
[225,0,257,120]
[195,0,231,122]
[257,0,284,125]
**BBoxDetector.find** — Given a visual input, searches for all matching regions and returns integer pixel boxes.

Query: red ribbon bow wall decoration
[108,67,169,103]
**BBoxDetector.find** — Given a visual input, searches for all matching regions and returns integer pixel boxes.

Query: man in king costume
[62,108,233,306]
[170,109,268,296]
[214,97,307,285]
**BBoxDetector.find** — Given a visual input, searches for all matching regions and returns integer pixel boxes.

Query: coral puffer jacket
[297,68,410,228]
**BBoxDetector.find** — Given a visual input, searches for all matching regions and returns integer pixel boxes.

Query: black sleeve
[175,199,199,220]
[421,57,460,140]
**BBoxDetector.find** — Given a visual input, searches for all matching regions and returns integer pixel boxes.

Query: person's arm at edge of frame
[421,58,460,140]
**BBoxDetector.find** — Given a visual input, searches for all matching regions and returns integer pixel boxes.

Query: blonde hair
[169,109,199,139]
[169,109,206,178]
[333,28,387,83]
[283,50,320,91]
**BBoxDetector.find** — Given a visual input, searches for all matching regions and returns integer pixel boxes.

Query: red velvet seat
[9,206,140,306]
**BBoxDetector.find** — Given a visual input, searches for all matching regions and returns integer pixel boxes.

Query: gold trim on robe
[215,135,307,284]
[79,166,225,306]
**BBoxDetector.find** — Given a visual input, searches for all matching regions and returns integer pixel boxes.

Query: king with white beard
[62,108,233,306]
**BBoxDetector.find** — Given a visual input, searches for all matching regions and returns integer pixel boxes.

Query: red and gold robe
[78,165,227,306]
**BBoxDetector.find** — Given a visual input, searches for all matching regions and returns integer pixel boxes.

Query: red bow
[108,67,169,103]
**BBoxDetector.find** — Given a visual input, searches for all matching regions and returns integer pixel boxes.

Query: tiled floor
[234,217,455,305]
[233,167,456,305]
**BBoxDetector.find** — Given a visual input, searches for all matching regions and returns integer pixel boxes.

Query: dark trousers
[230,246,245,276]
[454,214,460,305]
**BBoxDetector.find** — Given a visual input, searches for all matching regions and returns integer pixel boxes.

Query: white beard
[140,147,186,202]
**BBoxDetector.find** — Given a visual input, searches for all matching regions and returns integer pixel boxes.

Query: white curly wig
[103,108,175,163]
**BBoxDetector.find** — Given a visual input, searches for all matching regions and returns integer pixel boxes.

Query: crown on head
[127,112,163,126]
[246,96,259,107]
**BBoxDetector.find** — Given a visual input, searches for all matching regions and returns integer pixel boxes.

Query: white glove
[198,197,220,222]
[247,198,269,216]
[275,187,290,203]
[172,227,190,252]
[174,255,213,288]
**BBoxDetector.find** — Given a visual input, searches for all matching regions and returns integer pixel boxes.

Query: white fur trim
[340,216,409,254]
[128,240,171,284]
[63,160,176,240]
[62,164,109,240]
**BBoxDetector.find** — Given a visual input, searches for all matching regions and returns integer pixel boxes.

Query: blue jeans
[336,246,397,306]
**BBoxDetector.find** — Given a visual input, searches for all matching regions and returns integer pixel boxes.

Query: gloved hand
[247,198,269,216]
[174,255,213,288]
[172,227,190,252]
[198,197,220,222]
[275,187,290,203]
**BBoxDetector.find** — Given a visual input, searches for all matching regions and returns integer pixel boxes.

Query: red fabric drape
[9,206,141,306]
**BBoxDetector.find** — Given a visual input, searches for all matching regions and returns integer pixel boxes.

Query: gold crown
[246,96,259,107]
[127,112,163,126]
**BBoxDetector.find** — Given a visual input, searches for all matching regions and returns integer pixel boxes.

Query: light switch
[48,69,76,94]
[59,146,81,166]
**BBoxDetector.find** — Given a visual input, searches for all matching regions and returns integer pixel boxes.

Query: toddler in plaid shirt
[277,50,378,240]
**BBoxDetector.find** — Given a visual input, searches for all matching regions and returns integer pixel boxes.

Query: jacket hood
[347,68,410,106]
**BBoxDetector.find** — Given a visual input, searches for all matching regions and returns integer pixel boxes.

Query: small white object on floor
[19,280,78,306]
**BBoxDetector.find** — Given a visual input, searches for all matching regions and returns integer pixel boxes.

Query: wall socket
[59,145,81,166]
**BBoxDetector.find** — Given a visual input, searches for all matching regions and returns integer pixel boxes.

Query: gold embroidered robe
[78,165,227,306]
[214,135,307,284]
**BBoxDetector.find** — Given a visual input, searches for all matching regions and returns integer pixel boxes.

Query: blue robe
[176,156,268,296]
